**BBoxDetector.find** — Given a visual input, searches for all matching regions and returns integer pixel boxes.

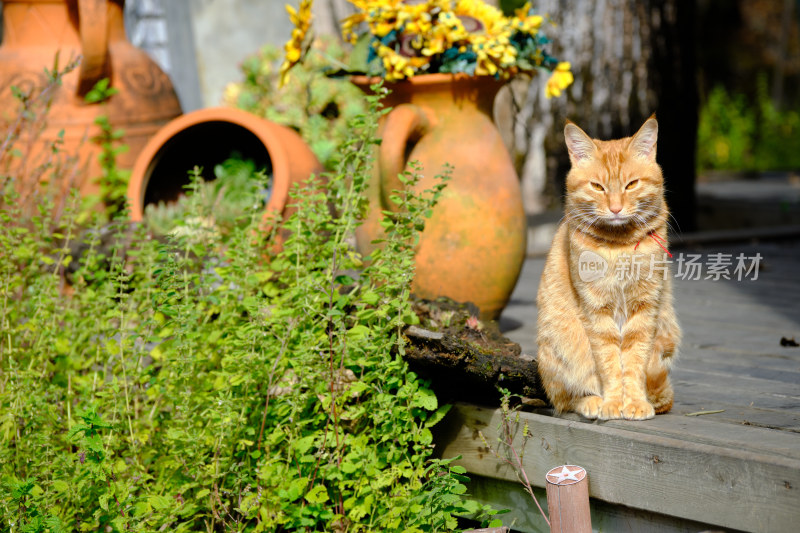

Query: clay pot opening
[128,107,323,250]
[139,121,273,210]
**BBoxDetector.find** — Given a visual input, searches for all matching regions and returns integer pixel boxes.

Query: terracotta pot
[352,74,527,320]
[0,0,182,197]
[127,107,323,247]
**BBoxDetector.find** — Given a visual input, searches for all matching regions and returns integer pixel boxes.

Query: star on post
[546,465,586,485]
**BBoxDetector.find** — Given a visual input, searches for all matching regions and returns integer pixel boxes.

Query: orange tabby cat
[536,116,680,420]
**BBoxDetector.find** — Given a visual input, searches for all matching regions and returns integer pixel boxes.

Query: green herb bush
[223,37,368,171]
[697,75,800,173]
[0,55,83,221]
[143,154,269,239]
[0,80,500,531]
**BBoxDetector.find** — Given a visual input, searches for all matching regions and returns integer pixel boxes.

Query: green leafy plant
[0,81,500,531]
[224,36,368,170]
[1,476,67,533]
[0,54,82,220]
[479,391,549,529]
[751,76,800,171]
[697,75,800,172]
[84,78,129,219]
[143,154,270,238]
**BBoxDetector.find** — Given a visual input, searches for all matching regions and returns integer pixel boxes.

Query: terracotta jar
[127,107,323,248]
[0,0,182,198]
[353,74,527,320]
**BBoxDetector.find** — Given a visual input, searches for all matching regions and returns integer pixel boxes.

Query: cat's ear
[564,121,596,166]
[629,115,658,160]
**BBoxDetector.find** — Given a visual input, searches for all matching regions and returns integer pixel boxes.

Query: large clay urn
[353,74,527,320]
[0,0,182,198]
[127,107,323,249]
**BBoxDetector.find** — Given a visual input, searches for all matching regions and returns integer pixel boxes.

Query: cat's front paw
[576,396,623,420]
[622,399,655,420]
[575,395,604,419]
[598,398,624,420]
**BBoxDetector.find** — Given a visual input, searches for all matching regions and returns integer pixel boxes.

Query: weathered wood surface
[441,240,800,532]
[436,404,800,533]
[545,465,591,533]
[465,474,735,533]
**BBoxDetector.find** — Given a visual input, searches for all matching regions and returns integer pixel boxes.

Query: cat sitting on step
[536,116,681,420]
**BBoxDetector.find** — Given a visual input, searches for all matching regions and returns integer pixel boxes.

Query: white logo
[578,250,608,282]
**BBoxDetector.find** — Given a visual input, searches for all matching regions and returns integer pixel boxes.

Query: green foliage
[144,155,269,237]
[224,37,368,170]
[751,77,800,171]
[0,84,499,531]
[85,78,129,219]
[697,75,800,172]
[498,0,529,16]
[0,54,82,220]
[1,476,68,533]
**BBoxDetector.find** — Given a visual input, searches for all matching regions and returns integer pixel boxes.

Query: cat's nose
[609,205,623,214]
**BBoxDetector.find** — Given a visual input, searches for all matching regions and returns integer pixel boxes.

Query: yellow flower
[222,82,241,105]
[421,11,467,56]
[453,0,505,33]
[511,2,543,34]
[341,12,368,43]
[376,45,413,81]
[279,0,314,86]
[545,61,574,98]
[471,31,517,77]
[337,0,568,84]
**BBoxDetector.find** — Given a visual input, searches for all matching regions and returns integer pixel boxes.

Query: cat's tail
[647,371,674,414]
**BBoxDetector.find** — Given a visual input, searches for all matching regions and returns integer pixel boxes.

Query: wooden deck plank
[669,400,800,432]
[682,344,800,370]
[549,412,800,460]
[672,366,800,400]
[671,379,799,412]
[674,294,800,324]
[679,330,798,357]
[674,357,800,385]
[437,404,800,533]
[464,474,743,533]
[504,295,799,351]
[675,295,799,321]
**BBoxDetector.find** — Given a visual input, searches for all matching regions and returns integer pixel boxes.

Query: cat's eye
[590,182,604,192]
[625,179,640,190]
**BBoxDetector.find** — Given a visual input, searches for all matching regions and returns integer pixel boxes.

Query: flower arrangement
[281,0,573,97]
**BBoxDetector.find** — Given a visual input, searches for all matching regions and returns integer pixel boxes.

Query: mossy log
[403,299,547,406]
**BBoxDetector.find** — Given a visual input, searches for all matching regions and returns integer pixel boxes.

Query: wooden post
[545,465,591,533]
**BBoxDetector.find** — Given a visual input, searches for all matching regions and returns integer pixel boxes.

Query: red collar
[634,231,672,258]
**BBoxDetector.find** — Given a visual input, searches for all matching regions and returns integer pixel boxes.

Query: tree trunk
[311,0,356,40]
[495,0,698,231]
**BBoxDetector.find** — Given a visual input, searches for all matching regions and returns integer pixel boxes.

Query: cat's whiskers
[664,212,682,237]
[631,213,648,235]
[565,205,597,230]
[633,199,671,233]
[570,212,602,242]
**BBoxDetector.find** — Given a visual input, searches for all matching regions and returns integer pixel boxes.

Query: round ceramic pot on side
[127,107,323,248]
[352,74,527,320]
[0,0,182,198]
